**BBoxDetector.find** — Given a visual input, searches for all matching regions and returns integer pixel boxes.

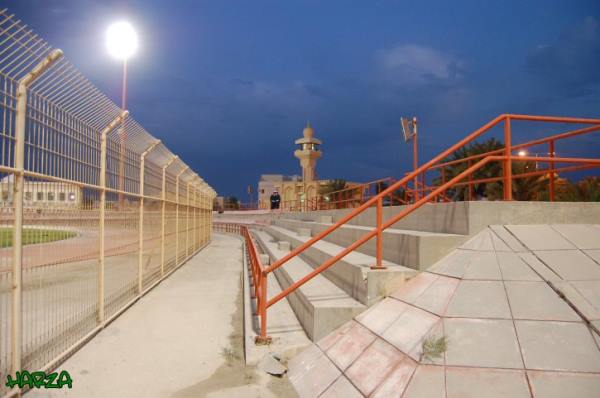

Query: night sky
[4,0,600,198]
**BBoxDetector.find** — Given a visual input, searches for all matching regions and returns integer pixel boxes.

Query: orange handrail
[217,114,600,340]
[266,155,600,308]
[213,222,270,343]
[265,114,506,274]
[431,124,600,171]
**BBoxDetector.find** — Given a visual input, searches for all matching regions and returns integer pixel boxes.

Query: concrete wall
[282,201,600,235]
[216,201,600,236]
[466,201,600,233]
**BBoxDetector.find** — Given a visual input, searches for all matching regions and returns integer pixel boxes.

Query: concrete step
[243,247,311,365]
[253,230,366,341]
[274,203,468,233]
[263,225,418,306]
[272,218,466,271]
[274,202,600,235]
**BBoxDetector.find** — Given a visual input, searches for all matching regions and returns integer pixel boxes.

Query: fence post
[203,187,207,244]
[201,187,204,245]
[371,197,386,270]
[202,186,207,245]
[175,166,189,267]
[206,188,210,243]
[207,189,210,241]
[11,49,63,379]
[194,183,198,251]
[186,181,190,258]
[138,140,160,294]
[504,116,513,200]
[549,140,556,201]
[206,185,210,244]
[161,155,177,276]
[198,181,202,248]
[98,111,129,327]
[202,188,206,244]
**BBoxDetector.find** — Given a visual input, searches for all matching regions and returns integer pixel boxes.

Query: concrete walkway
[30,233,294,398]
[289,225,600,397]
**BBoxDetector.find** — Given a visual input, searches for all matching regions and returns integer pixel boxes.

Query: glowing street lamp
[106,21,138,61]
[106,21,138,207]
[517,150,528,157]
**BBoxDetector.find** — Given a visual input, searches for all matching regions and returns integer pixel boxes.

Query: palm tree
[577,177,600,201]
[319,179,347,195]
[554,177,600,201]
[224,196,240,210]
[511,161,548,201]
[433,138,504,200]
[432,138,553,201]
[319,179,347,209]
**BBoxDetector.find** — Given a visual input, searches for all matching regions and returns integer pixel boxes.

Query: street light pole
[106,20,137,208]
[412,117,419,202]
[118,59,128,207]
[401,116,419,202]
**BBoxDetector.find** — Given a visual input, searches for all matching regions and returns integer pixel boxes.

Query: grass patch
[220,347,239,366]
[421,335,448,362]
[0,228,76,248]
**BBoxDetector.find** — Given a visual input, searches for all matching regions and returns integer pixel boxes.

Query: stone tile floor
[288,224,600,397]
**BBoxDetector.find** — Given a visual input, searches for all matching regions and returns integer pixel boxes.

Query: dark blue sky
[5,0,600,198]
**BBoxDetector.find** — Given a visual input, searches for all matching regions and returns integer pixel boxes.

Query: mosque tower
[294,121,322,182]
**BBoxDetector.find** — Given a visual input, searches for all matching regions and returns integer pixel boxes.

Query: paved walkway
[29,233,292,398]
[289,224,600,398]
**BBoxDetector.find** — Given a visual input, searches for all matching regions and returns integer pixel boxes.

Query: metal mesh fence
[0,8,216,395]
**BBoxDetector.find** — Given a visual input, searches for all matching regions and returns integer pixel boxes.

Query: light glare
[106,21,138,60]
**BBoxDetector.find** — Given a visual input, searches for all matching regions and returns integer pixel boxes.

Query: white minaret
[294,121,322,182]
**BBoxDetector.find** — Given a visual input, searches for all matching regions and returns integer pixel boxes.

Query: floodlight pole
[118,59,129,208]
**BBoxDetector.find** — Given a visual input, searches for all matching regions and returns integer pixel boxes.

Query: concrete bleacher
[254,229,366,341]
[270,217,465,271]
[218,201,600,382]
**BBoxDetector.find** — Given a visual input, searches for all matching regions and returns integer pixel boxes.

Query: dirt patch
[171,270,297,398]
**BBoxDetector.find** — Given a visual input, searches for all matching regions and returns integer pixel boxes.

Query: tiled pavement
[288,224,600,397]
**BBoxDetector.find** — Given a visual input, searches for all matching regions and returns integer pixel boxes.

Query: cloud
[527,16,600,97]
[376,44,465,85]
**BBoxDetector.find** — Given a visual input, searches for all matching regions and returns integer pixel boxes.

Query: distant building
[0,175,83,208]
[214,196,225,212]
[258,174,330,210]
[257,123,339,210]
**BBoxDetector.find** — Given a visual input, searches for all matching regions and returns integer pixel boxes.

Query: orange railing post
[441,167,447,201]
[371,197,386,270]
[413,125,419,203]
[504,116,513,200]
[219,224,271,344]
[258,270,269,343]
[549,140,556,201]
[468,159,474,200]
[420,171,426,201]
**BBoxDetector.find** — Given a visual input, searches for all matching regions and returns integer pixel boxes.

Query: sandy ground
[26,233,296,398]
